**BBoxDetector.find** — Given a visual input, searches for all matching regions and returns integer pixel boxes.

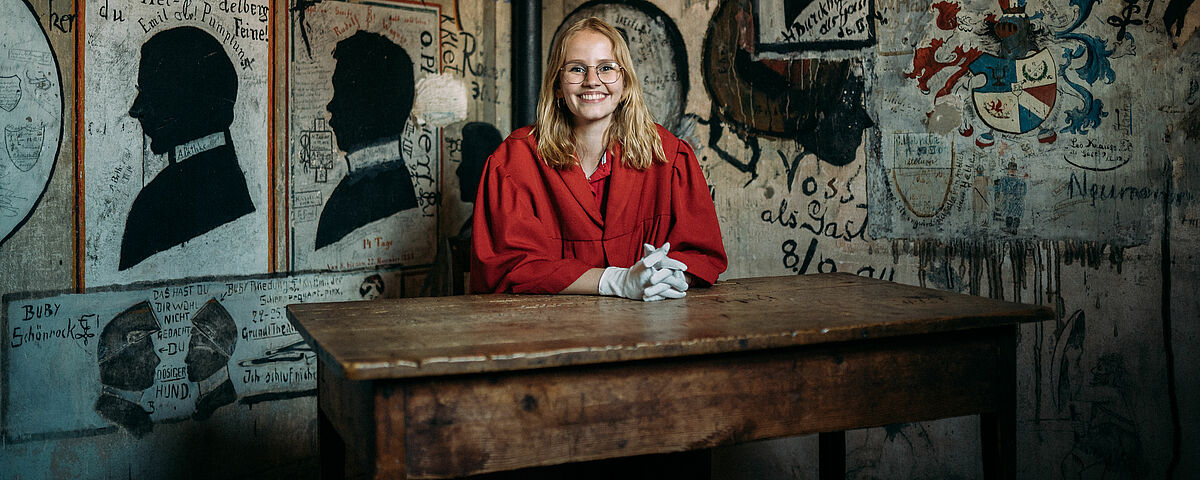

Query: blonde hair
[534,17,665,170]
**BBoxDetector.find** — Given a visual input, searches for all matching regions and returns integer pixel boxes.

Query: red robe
[471,125,728,294]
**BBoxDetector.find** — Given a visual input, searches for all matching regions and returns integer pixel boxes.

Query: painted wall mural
[2,269,400,442]
[866,0,1170,245]
[905,0,1114,143]
[288,0,441,271]
[678,0,1193,473]
[701,0,874,182]
[82,0,270,287]
[0,0,62,246]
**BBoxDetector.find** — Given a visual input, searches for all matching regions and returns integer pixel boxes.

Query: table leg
[981,327,1017,480]
[819,431,845,480]
[320,406,348,480]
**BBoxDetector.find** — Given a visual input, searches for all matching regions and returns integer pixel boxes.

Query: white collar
[101,384,146,405]
[174,131,226,162]
[198,366,231,395]
[345,138,401,172]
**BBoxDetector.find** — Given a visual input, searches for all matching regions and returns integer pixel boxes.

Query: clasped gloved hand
[598,242,690,301]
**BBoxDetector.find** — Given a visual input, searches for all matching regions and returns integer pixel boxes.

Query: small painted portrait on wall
[95,301,161,437]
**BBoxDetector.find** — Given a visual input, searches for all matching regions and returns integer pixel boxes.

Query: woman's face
[558,30,625,129]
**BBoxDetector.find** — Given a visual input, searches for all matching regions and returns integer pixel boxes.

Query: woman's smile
[579,92,609,102]
[560,30,625,128]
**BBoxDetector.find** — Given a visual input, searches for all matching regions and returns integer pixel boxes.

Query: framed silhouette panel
[288,0,440,271]
[0,0,63,246]
[2,269,401,442]
[82,0,270,287]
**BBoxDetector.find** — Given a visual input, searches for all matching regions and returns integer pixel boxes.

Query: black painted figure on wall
[450,122,501,256]
[420,122,500,296]
[315,31,419,250]
[186,299,238,420]
[95,301,161,437]
[121,26,255,270]
[455,122,501,225]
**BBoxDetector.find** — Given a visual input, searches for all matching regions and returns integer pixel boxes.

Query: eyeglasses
[561,62,623,84]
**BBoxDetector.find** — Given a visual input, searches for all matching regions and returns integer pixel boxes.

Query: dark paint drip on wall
[890,239,1127,302]
[892,238,1140,438]
[1160,142,1182,476]
[1008,242,1028,303]
[1059,240,1126,273]
[891,239,1004,298]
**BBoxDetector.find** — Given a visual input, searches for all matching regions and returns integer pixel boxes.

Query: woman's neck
[573,120,609,175]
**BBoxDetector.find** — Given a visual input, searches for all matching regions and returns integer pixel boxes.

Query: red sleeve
[664,138,728,286]
[470,137,593,294]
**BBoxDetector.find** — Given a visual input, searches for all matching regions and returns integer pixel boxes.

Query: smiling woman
[470,17,728,301]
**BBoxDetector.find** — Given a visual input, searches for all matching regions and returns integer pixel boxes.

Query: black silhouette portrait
[315,31,419,250]
[456,122,501,205]
[186,299,238,420]
[121,26,255,270]
[420,122,501,296]
[95,301,161,437]
[449,121,501,260]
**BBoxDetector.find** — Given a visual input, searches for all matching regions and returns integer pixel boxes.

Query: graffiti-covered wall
[542,0,1197,477]
[0,0,506,477]
[2,0,1197,477]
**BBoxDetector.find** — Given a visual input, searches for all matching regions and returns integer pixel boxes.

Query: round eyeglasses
[561,62,623,85]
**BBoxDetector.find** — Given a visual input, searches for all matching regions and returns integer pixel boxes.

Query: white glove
[642,269,688,301]
[642,244,688,285]
[598,243,688,301]
[597,247,664,301]
[640,243,689,301]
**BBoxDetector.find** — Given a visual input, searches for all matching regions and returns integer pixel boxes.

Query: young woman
[470,17,727,300]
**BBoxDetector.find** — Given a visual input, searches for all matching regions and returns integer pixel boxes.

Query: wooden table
[287,273,1053,479]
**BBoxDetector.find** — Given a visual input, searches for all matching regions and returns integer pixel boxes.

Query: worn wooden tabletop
[287,273,1053,381]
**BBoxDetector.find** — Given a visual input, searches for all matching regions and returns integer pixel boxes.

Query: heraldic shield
[890,133,955,218]
[5,123,44,172]
[0,75,19,112]
[968,48,1057,134]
